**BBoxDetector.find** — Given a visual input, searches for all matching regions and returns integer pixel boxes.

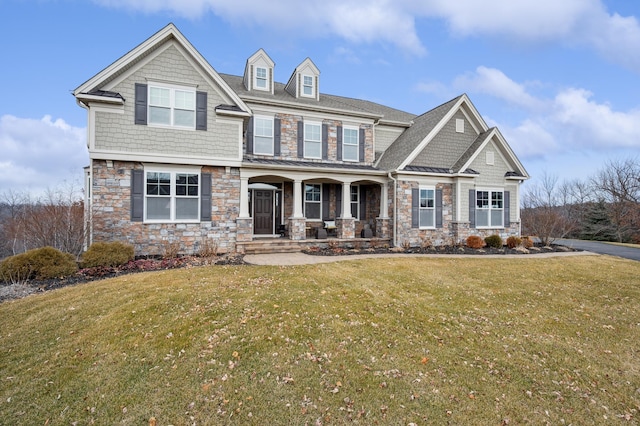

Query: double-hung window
[255,67,267,90]
[145,169,200,222]
[476,190,503,227]
[350,185,360,219]
[419,188,435,228]
[148,83,196,129]
[304,122,322,159]
[343,127,359,162]
[304,183,321,220]
[302,75,314,96]
[254,117,274,155]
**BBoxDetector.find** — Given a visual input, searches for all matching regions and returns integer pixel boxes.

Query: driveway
[555,239,640,261]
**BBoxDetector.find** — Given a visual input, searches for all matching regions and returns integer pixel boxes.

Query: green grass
[1,256,639,425]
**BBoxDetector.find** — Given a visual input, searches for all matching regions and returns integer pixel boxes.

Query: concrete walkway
[243,250,597,266]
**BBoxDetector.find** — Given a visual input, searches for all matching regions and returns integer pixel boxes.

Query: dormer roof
[285,57,320,101]
[243,48,275,94]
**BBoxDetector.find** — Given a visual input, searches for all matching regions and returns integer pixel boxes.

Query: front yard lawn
[1,256,638,424]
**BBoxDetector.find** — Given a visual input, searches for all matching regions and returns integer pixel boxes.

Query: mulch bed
[0,254,245,303]
[303,243,578,257]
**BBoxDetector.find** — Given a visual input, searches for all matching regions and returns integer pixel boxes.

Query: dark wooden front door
[254,190,274,234]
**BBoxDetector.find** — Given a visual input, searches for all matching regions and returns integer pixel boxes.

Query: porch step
[241,239,303,255]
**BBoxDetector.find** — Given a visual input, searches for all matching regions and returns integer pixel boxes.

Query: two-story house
[74,23,529,255]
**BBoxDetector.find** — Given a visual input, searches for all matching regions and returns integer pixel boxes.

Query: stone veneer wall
[90,160,241,256]
[395,179,520,247]
[396,180,455,247]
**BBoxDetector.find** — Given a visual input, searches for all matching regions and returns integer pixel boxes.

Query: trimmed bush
[506,236,522,249]
[81,241,135,268]
[484,234,503,248]
[466,235,486,249]
[0,247,78,282]
[522,236,534,249]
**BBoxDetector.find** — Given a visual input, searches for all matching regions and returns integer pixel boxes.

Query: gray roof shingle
[376,96,462,171]
[220,73,415,124]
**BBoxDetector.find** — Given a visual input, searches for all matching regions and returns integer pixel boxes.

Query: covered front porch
[236,167,392,246]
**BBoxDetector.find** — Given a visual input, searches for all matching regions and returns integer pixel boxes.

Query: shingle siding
[410,111,478,169]
[94,44,241,160]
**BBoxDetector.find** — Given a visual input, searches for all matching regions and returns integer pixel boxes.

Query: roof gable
[455,127,529,178]
[285,57,321,100]
[243,48,275,94]
[73,23,249,112]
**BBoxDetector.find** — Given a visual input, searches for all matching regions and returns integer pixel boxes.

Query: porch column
[379,182,389,218]
[239,177,250,218]
[341,182,352,219]
[288,180,306,240]
[292,180,304,218]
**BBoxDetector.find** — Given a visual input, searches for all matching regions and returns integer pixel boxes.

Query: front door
[254,190,274,234]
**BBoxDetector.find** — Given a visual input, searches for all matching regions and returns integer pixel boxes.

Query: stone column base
[336,217,356,239]
[288,217,307,240]
[375,217,390,239]
[236,218,253,243]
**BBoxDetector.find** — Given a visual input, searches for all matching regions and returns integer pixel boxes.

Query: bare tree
[521,172,580,245]
[0,182,86,259]
[591,158,640,242]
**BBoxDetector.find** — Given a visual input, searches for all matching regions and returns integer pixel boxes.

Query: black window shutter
[131,169,144,222]
[359,128,365,162]
[297,121,304,158]
[274,118,281,156]
[436,188,443,228]
[335,184,342,218]
[200,173,212,221]
[411,187,419,228]
[322,123,328,160]
[469,189,476,228]
[337,125,343,161]
[504,191,510,227]
[359,185,367,221]
[134,83,147,125]
[196,91,207,130]
[246,117,254,155]
[322,184,330,220]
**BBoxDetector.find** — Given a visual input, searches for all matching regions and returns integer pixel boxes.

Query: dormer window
[302,75,314,97]
[255,67,267,90]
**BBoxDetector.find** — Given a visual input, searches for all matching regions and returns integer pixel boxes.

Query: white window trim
[147,81,196,130]
[301,74,315,98]
[343,126,359,162]
[254,66,268,91]
[304,183,322,221]
[144,165,201,224]
[253,115,274,156]
[475,188,504,229]
[419,186,436,229]
[304,121,322,159]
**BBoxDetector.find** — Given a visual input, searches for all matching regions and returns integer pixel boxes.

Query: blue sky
[1,0,639,197]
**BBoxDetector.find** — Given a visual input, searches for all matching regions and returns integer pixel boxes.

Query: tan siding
[375,126,404,156]
[94,44,240,159]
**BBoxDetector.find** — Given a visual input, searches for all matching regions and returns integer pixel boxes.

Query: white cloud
[92,0,640,71]
[453,66,546,111]
[553,88,640,149]
[451,67,640,162]
[0,115,87,196]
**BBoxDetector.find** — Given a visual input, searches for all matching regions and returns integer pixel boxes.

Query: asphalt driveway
[555,238,640,261]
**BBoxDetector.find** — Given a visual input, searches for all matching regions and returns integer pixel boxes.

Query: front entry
[253,190,274,234]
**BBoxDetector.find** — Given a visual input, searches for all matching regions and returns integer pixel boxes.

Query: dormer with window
[243,48,275,94]
[285,58,320,101]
